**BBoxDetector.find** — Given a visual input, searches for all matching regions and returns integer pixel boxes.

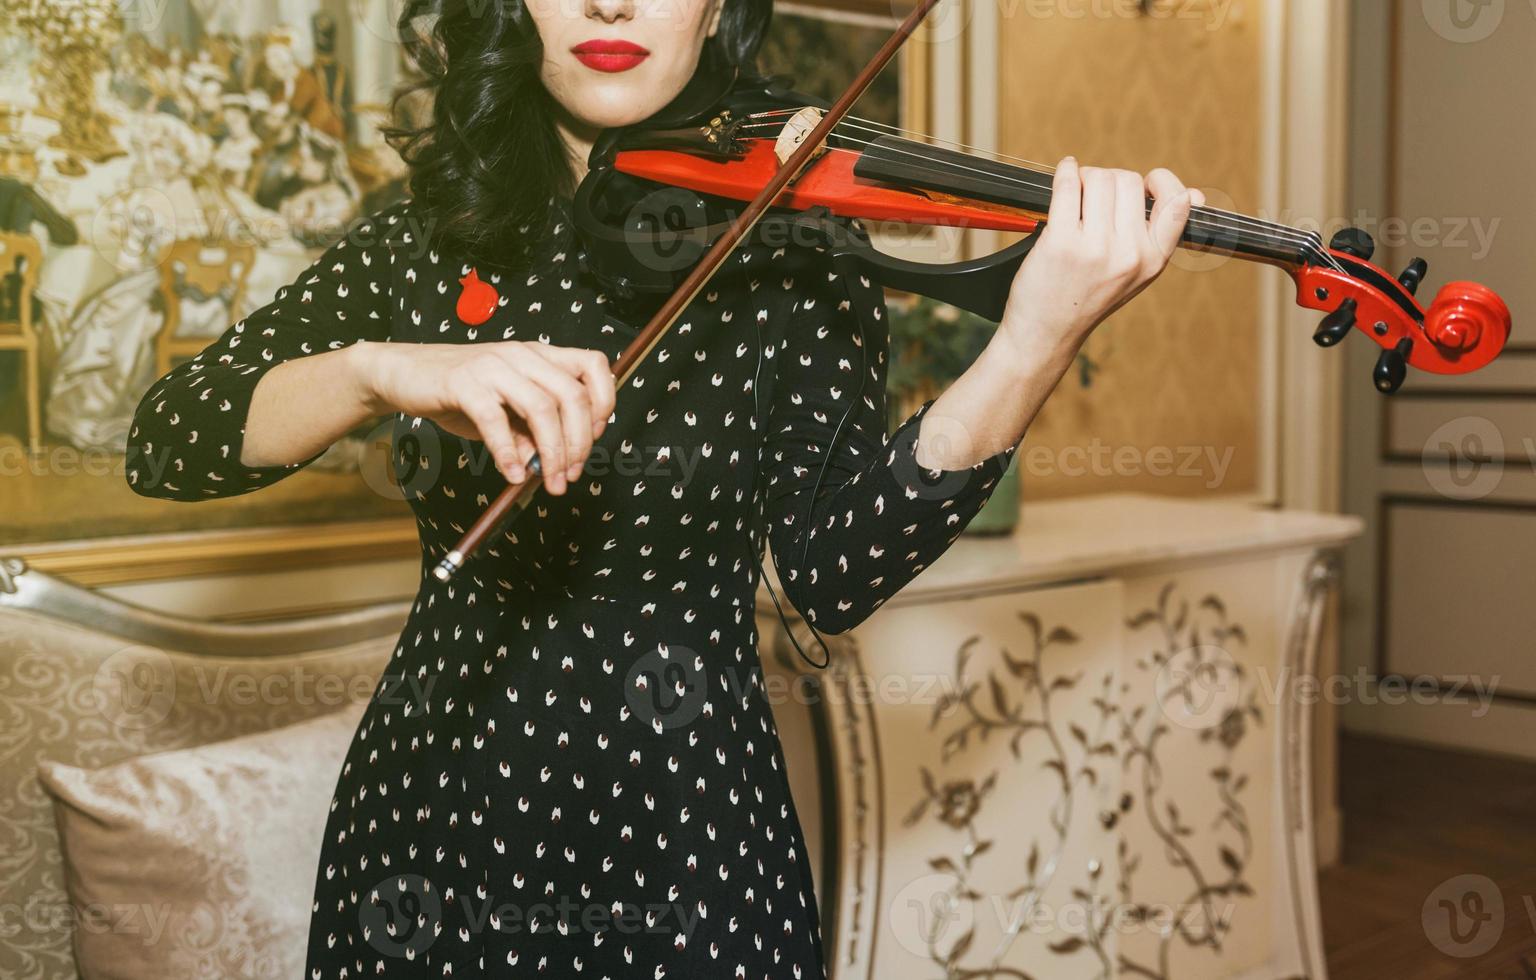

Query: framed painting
[0,0,929,585]
[0,0,421,583]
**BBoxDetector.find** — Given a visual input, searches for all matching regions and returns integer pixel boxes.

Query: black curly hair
[385,0,773,271]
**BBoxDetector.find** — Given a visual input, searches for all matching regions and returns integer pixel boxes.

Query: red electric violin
[433,0,1512,582]
[573,77,1512,390]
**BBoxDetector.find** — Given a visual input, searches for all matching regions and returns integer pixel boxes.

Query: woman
[125,0,1203,975]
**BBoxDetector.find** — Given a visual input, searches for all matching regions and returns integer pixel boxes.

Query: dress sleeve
[125,204,401,501]
[761,252,1020,635]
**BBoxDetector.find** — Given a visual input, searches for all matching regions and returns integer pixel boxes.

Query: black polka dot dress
[126,196,1018,979]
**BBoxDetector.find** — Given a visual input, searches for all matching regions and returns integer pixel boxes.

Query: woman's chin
[559,79,688,131]
[569,105,662,131]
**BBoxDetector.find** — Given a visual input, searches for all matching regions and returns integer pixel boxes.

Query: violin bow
[432,0,945,582]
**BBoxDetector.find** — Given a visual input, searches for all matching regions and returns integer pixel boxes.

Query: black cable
[749,252,870,671]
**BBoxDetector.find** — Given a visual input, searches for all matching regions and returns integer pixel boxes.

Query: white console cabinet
[758,493,1361,980]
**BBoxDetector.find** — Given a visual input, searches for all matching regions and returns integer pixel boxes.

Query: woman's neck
[556,112,602,189]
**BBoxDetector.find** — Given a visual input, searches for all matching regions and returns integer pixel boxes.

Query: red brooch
[457,268,499,326]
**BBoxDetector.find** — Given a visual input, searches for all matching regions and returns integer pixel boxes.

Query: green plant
[886,295,1031,533]
[885,294,1101,427]
[885,294,994,424]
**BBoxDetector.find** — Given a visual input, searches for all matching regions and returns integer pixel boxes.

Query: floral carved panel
[830,559,1296,980]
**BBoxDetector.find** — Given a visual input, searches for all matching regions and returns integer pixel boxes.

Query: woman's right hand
[355,340,617,495]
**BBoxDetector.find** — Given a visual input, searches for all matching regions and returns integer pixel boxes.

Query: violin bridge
[774,106,830,172]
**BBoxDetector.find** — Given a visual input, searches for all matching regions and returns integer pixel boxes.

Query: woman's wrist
[985,313,1084,386]
[346,340,392,417]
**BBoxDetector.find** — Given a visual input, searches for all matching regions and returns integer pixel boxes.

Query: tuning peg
[1313,298,1358,347]
[1373,338,1412,394]
[1329,227,1375,261]
[1398,257,1428,296]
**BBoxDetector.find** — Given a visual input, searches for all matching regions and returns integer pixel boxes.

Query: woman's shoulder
[339,193,571,274]
[334,195,421,254]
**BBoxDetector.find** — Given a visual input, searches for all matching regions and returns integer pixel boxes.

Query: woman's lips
[571,39,650,73]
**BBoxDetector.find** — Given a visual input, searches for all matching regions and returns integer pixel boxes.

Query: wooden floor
[1319,734,1536,979]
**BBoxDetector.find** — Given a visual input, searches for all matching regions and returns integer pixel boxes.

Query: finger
[1113,169,1146,236]
[504,429,538,484]
[1080,166,1115,238]
[470,356,568,488]
[455,384,522,483]
[495,375,570,494]
[507,350,595,484]
[526,345,617,438]
[467,361,563,487]
[1046,156,1083,230]
[1146,167,1195,260]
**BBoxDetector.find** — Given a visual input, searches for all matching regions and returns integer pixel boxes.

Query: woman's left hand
[997,157,1206,360]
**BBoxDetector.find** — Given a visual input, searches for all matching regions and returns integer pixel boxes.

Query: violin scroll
[1296,229,1511,393]
[1423,280,1509,355]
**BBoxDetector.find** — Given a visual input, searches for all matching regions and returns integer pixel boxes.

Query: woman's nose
[586,0,636,24]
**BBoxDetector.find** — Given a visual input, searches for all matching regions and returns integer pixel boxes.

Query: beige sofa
[0,558,407,980]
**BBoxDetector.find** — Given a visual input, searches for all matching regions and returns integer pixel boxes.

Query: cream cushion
[36,701,365,980]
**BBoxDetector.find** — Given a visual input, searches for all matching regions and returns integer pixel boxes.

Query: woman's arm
[236,342,379,469]
[911,159,1203,470]
[127,200,614,501]
[241,339,616,496]
[125,205,405,501]
[761,258,1020,636]
[761,159,1199,635]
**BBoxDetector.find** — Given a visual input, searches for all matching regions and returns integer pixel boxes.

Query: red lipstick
[571,38,650,73]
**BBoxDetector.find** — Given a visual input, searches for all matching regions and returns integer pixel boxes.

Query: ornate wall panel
[994,0,1267,500]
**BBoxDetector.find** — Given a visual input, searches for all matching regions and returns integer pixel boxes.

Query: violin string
[796,117,1340,257]
[738,115,1335,259]
[758,141,1348,274]
[739,110,1346,273]
[732,124,1343,271]
[735,116,1337,260]
[750,107,1084,176]
[749,106,1287,225]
